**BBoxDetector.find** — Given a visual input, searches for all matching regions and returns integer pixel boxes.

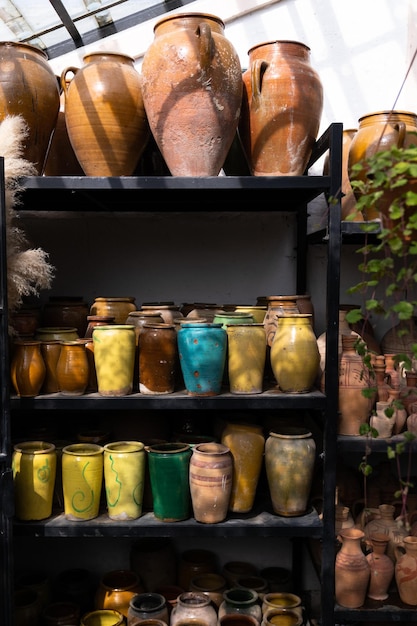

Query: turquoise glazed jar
[177,322,227,396]
[147,442,192,522]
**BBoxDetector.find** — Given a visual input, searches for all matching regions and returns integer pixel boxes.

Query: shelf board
[13,506,323,538]
[18,175,329,212]
[308,220,382,244]
[335,593,417,621]
[10,387,326,411]
[338,433,417,452]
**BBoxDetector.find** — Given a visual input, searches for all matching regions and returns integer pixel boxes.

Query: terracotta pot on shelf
[140,12,242,176]
[239,40,323,176]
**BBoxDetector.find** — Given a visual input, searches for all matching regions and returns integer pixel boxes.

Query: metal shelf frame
[1,124,345,626]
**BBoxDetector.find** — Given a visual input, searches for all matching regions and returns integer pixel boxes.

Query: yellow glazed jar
[270,314,319,393]
[12,441,57,521]
[62,443,104,521]
[221,422,265,513]
[93,325,136,396]
[103,441,146,520]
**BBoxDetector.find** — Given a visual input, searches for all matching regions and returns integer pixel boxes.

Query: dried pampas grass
[0,115,54,313]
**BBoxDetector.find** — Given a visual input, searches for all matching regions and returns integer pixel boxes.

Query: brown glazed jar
[139,323,178,394]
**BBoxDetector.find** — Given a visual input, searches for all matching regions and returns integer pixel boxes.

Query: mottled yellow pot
[270,314,319,393]
[265,428,316,517]
[221,422,265,513]
[93,325,136,396]
[62,443,103,521]
[12,441,56,521]
[226,323,266,394]
[103,441,146,520]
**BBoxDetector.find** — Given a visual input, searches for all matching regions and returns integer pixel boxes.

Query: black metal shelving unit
[1,123,344,626]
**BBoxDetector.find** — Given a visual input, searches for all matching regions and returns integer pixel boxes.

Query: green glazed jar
[147,443,192,522]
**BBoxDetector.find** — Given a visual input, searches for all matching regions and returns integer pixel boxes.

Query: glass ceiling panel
[0,0,182,57]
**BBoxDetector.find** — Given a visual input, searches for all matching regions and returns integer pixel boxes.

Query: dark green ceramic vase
[147,443,192,522]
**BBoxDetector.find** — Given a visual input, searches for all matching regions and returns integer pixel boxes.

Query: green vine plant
[341,137,417,530]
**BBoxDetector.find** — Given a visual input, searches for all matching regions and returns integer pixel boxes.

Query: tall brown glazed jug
[239,40,323,176]
[140,12,243,176]
[0,42,60,174]
[61,52,150,176]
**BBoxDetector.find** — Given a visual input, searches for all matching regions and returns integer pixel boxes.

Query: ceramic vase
[56,340,89,396]
[93,325,136,396]
[348,110,417,219]
[141,12,242,176]
[140,304,184,325]
[221,422,265,513]
[261,592,302,619]
[139,323,178,394]
[189,442,233,523]
[218,588,262,624]
[177,549,219,591]
[13,588,43,626]
[90,297,137,324]
[80,609,125,626]
[0,42,60,173]
[84,315,116,338]
[42,601,81,626]
[270,314,319,393]
[366,533,395,600]
[95,570,144,618]
[261,608,302,626]
[226,323,266,394]
[369,402,396,438]
[337,334,375,435]
[189,573,227,608]
[395,535,417,605]
[147,443,192,522]
[43,75,85,177]
[10,340,46,397]
[239,40,323,176]
[265,427,316,517]
[62,52,149,175]
[178,322,227,396]
[61,443,104,521]
[263,296,302,348]
[335,528,370,608]
[103,441,146,520]
[42,297,89,337]
[34,327,79,342]
[40,340,62,394]
[213,311,254,327]
[130,538,177,592]
[127,592,169,625]
[363,503,408,563]
[222,562,259,589]
[12,441,56,521]
[171,591,218,626]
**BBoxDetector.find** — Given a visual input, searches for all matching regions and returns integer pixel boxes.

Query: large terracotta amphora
[61,52,150,176]
[239,40,323,176]
[0,42,60,174]
[140,12,243,176]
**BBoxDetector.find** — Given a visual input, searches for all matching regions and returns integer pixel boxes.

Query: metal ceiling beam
[49,0,83,45]
[44,0,195,59]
